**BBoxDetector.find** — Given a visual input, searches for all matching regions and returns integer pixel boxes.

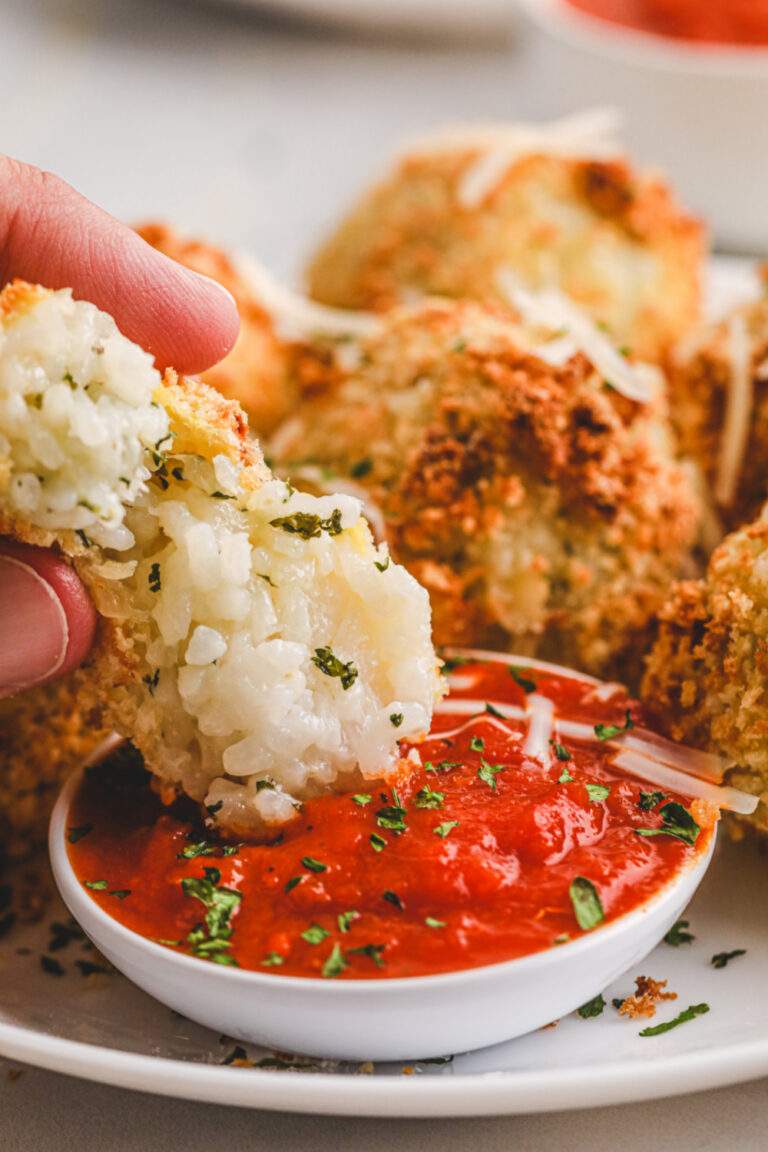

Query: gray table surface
[0,0,765,1145]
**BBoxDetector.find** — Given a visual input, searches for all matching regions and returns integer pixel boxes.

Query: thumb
[0,540,96,700]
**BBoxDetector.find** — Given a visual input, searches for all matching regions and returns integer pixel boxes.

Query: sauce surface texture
[564,0,768,46]
[68,656,711,979]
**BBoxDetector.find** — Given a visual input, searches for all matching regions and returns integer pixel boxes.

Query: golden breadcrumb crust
[136,222,296,434]
[306,151,705,362]
[642,518,768,835]
[272,298,701,681]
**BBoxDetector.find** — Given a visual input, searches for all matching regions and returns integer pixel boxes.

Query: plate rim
[1,1019,768,1115]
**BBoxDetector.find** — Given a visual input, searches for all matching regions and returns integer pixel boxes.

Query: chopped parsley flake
[558,765,574,784]
[569,876,604,931]
[470,736,485,752]
[478,759,504,789]
[338,910,360,933]
[382,890,404,910]
[84,880,108,891]
[148,562,161,593]
[509,667,537,693]
[433,820,459,839]
[638,789,667,811]
[178,840,241,860]
[485,702,504,718]
[350,457,373,478]
[285,876,303,894]
[348,943,385,968]
[352,793,372,807]
[425,917,446,929]
[75,529,92,548]
[41,955,64,977]
[414,786,444,809]
[577,994,606,1019]
[594,710,634,741]
[301,856,327,873]
[301,924,331,945]
[67,824,92,844]
[270,509,343,539]
[370,833,387,852]
[424,759,461,774]
[441,656,472,672]
[181,867,242,964]
[376,791,407,834]
[261,952,284,967]
[664,919,695,947]
[636,801,700,847]
[711,949,746,969]
[374,556,390,572]
[311,646,358,690]
[390,712,404,728]
[322,943,348,979]
[551,741,571,762]
[639,1003,709,1037]
[585,783,610,804]
[143,668,160,695]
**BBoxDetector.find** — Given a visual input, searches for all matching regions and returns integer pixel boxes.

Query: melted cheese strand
[613,749,758,815]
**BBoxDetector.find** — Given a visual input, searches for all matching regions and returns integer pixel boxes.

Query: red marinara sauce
[67,657,714,980]
[564,0,768,47]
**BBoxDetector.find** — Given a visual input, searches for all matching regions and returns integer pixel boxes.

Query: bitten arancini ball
[669,277,768,533]
[270,297,702,681]
[642,517,768,836]
[306,120,705,363]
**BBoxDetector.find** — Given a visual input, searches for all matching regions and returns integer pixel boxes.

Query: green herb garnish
[374,556,390,573]
[270,510,343,539]
[348,943,385,968]
[485,702,504,718]
[558,766,574,784]
[664,919,695,947]
[577,994,606,1019]
[594,710,634,741]
[261,952,284,967]
[67,825,92,844]
[301,856,328,873]
[390,712,404,728]
[414,786,444,809]
[301,924,330,945]
[551,741,571,762]
[148,562,161,593]
[478,759,504,790]
[382,890,404,910]
[638,789,667,811]
[510,667,537,693]
[636,801,700,847]
[585,784,610,804]
[433,820,459,839]
[470,735,485,752]
[425,917,446,929]
[285,876,303,894]
[84,880,108,891]
[311,646,358,690]
[321,943,348,978]
[352,793,372,807]
[350,458,373,478]
[569,877,604,931]
[639,1003,709,1037]
[338,910,360,933]
[370,833,387,852]
[181,866,242,964]
[711,949,746,969]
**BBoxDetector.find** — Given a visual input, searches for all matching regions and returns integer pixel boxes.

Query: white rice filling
[0,289,439,832]
[0,289,167,544]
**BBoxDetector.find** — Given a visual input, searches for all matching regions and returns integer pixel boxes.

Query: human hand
[0,155,240,699]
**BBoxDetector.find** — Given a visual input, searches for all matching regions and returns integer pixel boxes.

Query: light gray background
[0,0,765,1145]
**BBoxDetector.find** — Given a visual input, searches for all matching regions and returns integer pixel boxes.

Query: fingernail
[0,555,68,695]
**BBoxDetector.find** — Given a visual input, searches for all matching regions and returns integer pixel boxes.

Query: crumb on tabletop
[617,975,677,1020]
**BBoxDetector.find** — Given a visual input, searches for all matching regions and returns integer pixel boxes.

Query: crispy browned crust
[670,294,768,530]
[272,299,701,681]
[136,222,296,434]
[642,518,768,835]
[307,151,705,362]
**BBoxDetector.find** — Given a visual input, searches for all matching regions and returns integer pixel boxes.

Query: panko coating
[136,222,296,435]
[0,280,440,844]
[669,275,768,533]
[270,295,702,681]
[306,117,705,363]
[642,516,768,836]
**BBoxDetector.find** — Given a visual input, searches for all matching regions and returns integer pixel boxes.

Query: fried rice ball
[271,296,702,681]
[669,275,768,533]
[136,222,295,435]
[306,119,705,363]
[641,516,768,836]
[0,280,440,846]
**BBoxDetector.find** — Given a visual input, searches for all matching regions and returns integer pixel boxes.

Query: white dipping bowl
[50,767,715,1062]
[520,0,768,253]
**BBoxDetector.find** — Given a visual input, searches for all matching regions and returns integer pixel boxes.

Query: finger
[0,540,96,700]
[0,156,240,374]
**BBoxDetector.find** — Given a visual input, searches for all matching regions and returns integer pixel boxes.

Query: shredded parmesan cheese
[612,749,757,816]
[497,273,653,404]
[714,311,753,507]
[523,694,554,766]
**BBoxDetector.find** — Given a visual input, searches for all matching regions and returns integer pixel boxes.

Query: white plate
[0,258,763,1115]
[0,834,765,1115]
